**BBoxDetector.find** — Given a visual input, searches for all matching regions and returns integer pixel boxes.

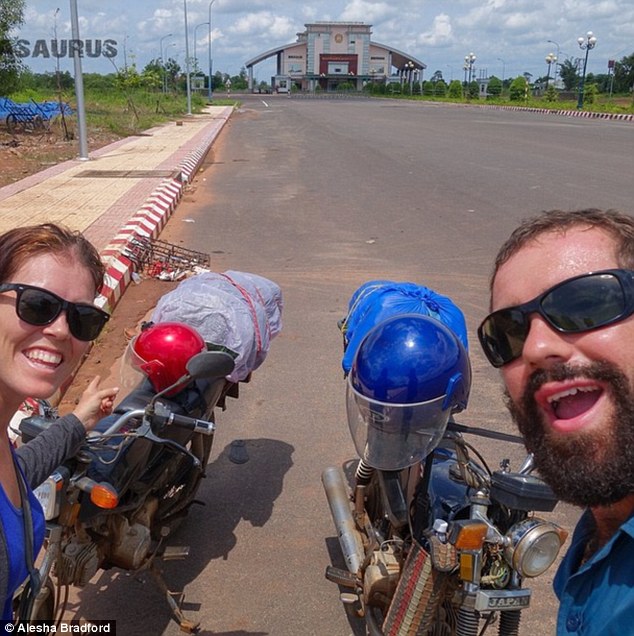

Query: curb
[473,103,634,122]
[97,107,233,312]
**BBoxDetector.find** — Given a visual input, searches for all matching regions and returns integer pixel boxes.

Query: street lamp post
[183,0,192,115]
[464,52,476,96]
[160,33,172,94]
[194,21,209,89]
[497,57,505,96]
[465,52,476,84]
[545,52,557,88]
[577,31,597,109]
[208,0,216,101]
[547,39,560,85]
[404,60,415,92]
[69,0,88,160]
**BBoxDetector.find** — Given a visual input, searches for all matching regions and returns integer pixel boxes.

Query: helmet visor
[121,340,151,393]
[346,382,451,470]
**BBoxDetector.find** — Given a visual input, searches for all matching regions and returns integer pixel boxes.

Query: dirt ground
[0,118,122,188]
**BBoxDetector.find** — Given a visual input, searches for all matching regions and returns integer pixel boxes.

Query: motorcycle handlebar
[168,413,216,436]
[98,408,215,437]
[447,420,524,445]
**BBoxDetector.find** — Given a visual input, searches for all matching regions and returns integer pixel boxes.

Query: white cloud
[18,0,634,80]
[418,14,453,47]
[340,1,395,23]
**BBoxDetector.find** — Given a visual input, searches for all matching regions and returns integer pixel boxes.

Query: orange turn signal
[89,483,119,509]
[450,520,489,550]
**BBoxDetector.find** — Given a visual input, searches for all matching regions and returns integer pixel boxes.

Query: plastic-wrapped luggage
[341,280,468,374]
[151,270,283,382]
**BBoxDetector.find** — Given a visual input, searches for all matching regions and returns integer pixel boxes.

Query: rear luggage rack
[124,236,210,278]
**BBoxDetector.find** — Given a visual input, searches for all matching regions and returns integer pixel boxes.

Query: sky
[16,1,634,84]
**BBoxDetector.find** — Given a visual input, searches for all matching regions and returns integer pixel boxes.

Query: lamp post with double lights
[545,52,557,88]
[465,52,476,84]
[404,60,415,92]
[464,52,476,97]
[547,39,560,84]
[577,31,597,109]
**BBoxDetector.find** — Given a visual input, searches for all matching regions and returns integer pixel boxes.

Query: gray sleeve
[15,414,86,489]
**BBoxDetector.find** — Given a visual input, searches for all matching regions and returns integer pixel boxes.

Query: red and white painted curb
[97,109,232,312]
[475,103,634,122]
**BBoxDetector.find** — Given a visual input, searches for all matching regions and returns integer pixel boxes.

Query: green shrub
[447,80,463,98]
[509,76,528,101]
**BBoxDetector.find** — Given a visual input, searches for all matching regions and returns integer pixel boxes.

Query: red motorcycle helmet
[130,322,206,394]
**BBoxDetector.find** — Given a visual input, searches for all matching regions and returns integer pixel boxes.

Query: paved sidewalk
[0,105,233,310]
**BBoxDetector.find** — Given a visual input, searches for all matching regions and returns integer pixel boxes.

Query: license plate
[474,589,531,611]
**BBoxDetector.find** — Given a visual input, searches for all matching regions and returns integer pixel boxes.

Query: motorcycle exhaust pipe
[322,466,365,574]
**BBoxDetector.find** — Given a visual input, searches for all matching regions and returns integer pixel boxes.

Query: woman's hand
[72,376,120,431]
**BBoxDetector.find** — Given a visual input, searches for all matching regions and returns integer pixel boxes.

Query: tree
[614,53,634,94]
[559,58,579,91]
[141,61,162,92]
[430,69,443,83]
[434,79,447,96]
[487,75,502,97]
[0,0,25,95]
[447,79,462,98]
[164,58,181,92]
[509,75,528,101]
[545,84,558,102]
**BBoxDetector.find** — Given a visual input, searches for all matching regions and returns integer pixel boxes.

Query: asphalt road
[70,96,633,635]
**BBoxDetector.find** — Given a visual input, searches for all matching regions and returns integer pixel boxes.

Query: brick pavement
[0,105,233,310]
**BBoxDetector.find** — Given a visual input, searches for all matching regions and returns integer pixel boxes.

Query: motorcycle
[16,322,243,633]
[322,289,568,636]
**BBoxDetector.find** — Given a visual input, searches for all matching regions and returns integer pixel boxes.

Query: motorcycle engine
[55,538,101,587]
[363,544,401,606]
[105,517,152,570]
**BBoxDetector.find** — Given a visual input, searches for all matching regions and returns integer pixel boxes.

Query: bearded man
[477,208,634,635]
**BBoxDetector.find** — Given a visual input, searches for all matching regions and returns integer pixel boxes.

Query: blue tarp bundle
[0,97,74,123]
[340,280,469,374]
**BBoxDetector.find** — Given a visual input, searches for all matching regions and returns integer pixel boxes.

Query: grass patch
[376,92,634,114]
[8,87,240,139]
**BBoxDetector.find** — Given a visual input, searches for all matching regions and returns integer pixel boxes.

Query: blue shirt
[554,508,634,635]
[0,457,45,621]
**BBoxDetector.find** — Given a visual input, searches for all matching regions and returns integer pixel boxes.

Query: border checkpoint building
[245,22,426,94]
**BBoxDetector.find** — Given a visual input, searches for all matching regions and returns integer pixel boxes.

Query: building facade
[245,22,425,93]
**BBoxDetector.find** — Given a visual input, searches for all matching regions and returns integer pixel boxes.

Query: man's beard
[506,360,634,508]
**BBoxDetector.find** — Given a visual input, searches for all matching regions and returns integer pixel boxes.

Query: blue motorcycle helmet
[346,314,471,470]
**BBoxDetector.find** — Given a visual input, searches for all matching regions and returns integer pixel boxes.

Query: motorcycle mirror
[149,351,236,407]
[186,350,236,380]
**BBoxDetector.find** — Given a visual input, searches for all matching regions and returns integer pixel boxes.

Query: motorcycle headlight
[504,518,568,578]
[33,471,66,520]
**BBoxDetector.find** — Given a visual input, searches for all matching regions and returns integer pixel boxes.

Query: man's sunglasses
[478,269,634,368]
[0,283,110,342]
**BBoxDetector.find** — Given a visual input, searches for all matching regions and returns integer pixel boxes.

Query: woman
[0,223,119,620]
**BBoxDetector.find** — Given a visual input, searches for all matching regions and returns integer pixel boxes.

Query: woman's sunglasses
[478,269,634,368]
[0,283,110,342]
